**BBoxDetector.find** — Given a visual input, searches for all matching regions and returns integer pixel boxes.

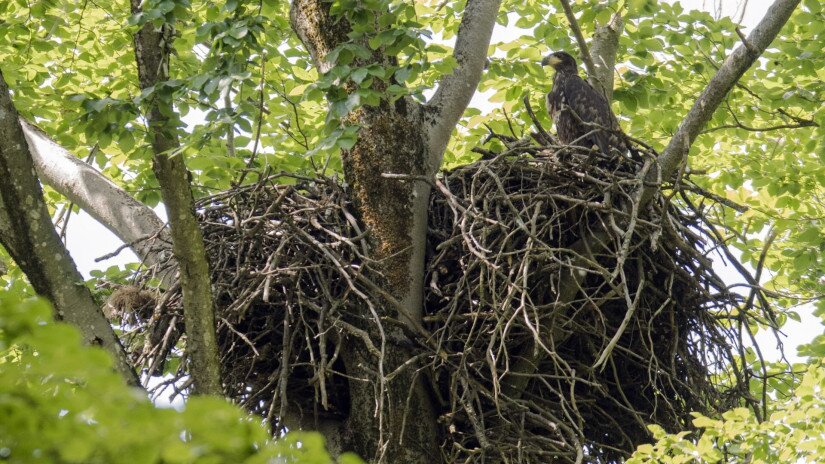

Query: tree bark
[130,1,222,397]
[289,0,500,460]
[289,2,438,460]
[0,70,141,387]
[589,12,624,101]
[20,119,171,268]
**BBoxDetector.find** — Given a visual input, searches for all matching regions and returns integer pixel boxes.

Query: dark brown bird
[541,51,636,161]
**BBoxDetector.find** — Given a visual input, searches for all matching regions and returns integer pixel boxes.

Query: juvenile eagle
[541,51,634,161]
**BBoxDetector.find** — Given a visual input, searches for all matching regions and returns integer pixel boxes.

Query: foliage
[1,0,825,460]
[628,359,825,464]
[1,0,821,307]
[0,289,362,464]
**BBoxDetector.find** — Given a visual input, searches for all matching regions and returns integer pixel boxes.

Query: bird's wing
[563,77,625,155]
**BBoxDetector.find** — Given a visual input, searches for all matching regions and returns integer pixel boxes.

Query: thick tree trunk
[130,1,222,397]
[289,0,500,459]
[0,70,141,387]
[289,2,439,460]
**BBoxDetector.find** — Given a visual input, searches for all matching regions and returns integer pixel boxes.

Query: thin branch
[236,51,268,186]
[737,0,750,24]
[702,120,816,134]
[523,95,554,144]
[558,0,598,84]
[735,27,758,54]
[639,0,801,208]
[426,0,502,171]
[589,11,624,100]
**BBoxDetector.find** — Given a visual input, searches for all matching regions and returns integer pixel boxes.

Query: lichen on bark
[343,100,426,296]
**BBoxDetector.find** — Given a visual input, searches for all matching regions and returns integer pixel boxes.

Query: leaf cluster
[0,288,362,464]
[629,359,825,463]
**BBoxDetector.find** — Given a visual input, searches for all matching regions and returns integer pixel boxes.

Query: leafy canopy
[0,289,362,464]
[628,358,825,463]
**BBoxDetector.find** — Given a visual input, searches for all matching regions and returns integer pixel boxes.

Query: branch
[588,11,624,100]
[20,120,172,266]
[426,0,502,170]
[558,0,598,86]
[131,0,223,396]
[0,70,141,387]
[640,0,800,207]
[702,120,816,134]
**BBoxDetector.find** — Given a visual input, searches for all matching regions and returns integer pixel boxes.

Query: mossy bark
[290,0,440,461]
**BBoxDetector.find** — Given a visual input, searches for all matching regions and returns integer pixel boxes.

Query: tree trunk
[289,1,439,460]
[130,1,222,397]
[0,70,141,388]
[289,0,501,459]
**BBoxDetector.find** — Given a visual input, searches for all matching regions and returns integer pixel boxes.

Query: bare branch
[21,120,172,267]
[589,12,624,100]
[426,0,502,170]
[558,0,598,85]
[702,120,816,134]
[640,0,800,207]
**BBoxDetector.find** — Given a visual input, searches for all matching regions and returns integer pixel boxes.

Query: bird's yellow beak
[541,54,562,67]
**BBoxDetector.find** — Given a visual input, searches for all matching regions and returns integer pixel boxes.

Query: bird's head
[541,51,577,73]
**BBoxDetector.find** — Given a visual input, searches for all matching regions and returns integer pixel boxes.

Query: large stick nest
[112,125,773,463]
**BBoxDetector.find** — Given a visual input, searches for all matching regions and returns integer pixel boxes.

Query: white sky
[63,0,818,366]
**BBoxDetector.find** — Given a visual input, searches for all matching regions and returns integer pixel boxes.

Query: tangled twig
[111,120,780,463]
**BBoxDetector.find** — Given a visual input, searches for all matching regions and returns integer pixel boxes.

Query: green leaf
[351,67,369,84]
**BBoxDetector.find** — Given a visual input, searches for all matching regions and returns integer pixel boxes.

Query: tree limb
[20,120,171,267]
[588,11,624,100]
[131,0,223,396]
[558,0,598,87]
[702,120,817,134]
[640,0,801,207]
[0,70,141,387]
[426,0,502,170]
